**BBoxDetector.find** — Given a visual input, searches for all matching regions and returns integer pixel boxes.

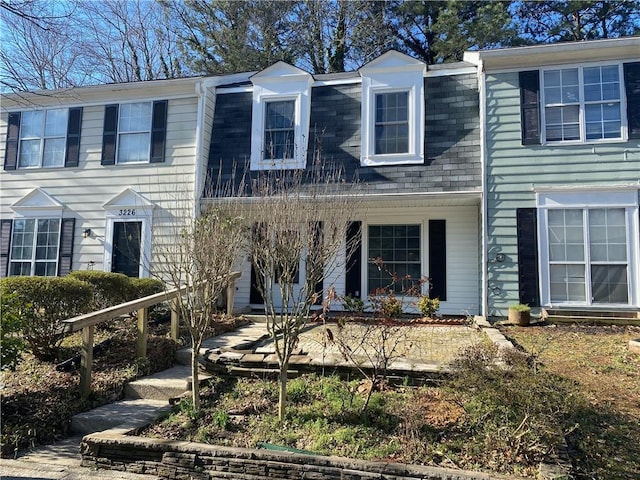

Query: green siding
[485,71,640,317]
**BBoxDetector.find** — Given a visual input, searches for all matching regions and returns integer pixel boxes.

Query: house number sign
[118,209,136,216]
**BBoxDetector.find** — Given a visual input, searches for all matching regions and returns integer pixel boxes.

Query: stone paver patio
[202,318,497,378]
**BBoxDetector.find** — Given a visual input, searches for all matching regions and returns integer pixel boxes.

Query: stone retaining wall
[81,430,520,480]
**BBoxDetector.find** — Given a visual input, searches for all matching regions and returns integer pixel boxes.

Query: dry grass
[500,323,640,480]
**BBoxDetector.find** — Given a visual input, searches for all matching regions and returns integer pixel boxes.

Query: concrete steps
[70,321,270,437]
[71,398,170,436]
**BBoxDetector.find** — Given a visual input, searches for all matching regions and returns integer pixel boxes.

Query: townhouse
[202,51,482,315]
[3,38,636,319]
[466,37,640,318]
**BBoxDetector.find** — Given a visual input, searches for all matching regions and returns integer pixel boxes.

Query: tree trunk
[278,362,288,422]
[191,342,201,411]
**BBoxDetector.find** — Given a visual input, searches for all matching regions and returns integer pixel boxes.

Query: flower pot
[509,309,531,326]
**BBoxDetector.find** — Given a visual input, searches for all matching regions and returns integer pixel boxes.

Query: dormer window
[360,51,426,167]
[264,100,295,161]
[375,92,409,155]
[250,62,312,171]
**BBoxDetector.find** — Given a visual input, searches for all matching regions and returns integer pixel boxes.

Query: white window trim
[360,63,425,167]
[115,101,153,165]
[540,61,628,145]
[360,219,428,311]
[536,190,639,308]
[250,66,312,171]
[9,217,62,276]
[18,108,68,169]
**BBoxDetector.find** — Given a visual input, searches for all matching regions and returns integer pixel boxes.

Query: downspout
[193,82,206,219]
[477,59,489,318]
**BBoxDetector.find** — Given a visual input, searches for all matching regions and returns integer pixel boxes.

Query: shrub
[341,295,365,313]
[0,277,93,361]
[128,277,164,300]
[447,343,580,473]
[68,271,131,310]
[380,293,402,318]
[0,293,31,370]
[417,295,440,318]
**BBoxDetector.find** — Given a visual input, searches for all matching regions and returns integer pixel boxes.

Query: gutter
[193,82,207,219]
[477,59,489,318]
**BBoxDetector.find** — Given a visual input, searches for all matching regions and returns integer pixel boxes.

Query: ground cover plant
[501,324,640,480]
[143,341,592,478]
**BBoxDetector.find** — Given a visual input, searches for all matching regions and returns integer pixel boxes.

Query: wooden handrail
[65,271,241,398]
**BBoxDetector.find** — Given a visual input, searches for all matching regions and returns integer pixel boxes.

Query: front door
[111,221,141,277]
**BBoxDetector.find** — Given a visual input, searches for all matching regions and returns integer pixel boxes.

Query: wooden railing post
[171,297,180,342]
[80,325,95,399]
[136,307,148,359]
[226,279,235,316]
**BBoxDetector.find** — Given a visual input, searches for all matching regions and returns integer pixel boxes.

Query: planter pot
[509,309,531,326]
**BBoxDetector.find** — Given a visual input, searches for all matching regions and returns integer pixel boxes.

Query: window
[264,100,295,161]
[250,62,312,171]
[538,190,639,307]
[117,102,152,163]
[18,109,68,168]
[547,208,628,304]
[9,218,60,276]
[542,64,623,143]
[375,92,409,155]
[101,101,166,166]
[368,225,421,294]
[359,51,425,166]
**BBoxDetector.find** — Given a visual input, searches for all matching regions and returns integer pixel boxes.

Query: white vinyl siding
[0,95,199,278]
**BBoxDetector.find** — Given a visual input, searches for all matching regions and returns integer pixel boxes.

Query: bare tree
[77,0,183,83]
[248,162,361,421]
[155,179,248,411]
[0,0,83,91]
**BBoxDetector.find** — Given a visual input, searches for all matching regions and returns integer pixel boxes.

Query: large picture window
[117,102,152,163]
[9,218,61,276]
[368,225,421,294]
[547,208,628,304]
[542,64,623,143]
[18,109,68,168]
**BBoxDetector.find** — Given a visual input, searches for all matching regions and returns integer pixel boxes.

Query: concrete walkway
[1,316,513,480]
[0,322,270,480]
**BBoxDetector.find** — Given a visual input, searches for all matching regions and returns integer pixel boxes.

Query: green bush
[417,295,440,318]
[129,277,164,300]
[68,271,131,310]
[0,277,93,361]
[0,293,31,370]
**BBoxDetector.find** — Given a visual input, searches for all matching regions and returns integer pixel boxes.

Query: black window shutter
[101,104,119,165]
[519,70,541,145]
[150,100,168,163]
[4,112,21,171]
[345,221,362,298]
[623,62,640,139]
[428,220,446,301]
[516,208,540,306]
[58,218,75,276]
[65,107,83,167]
[1,219,12,277]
